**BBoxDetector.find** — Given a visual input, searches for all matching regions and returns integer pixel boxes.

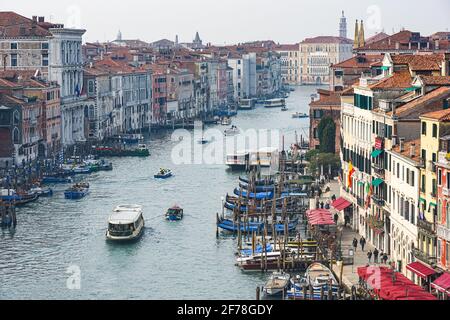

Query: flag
[347,161,355,189]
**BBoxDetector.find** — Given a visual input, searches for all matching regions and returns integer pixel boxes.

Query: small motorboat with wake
[224,126,240,136]
[30,186,53,197]
[292,112,309,119]
[154,168,173,179]
[165,205,184,221]
[263,272,291,297]
[281,106,288,112]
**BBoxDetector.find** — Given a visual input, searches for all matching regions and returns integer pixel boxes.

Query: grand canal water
[0,86,321,300]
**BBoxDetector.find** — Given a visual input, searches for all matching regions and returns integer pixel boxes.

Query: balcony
[412,248,437,266]
[443,187,450,197]
[438,151,450,165]
[417,219,435,234]
[372,163,385,178]
[372,194,385,207]
[437,224,450,242]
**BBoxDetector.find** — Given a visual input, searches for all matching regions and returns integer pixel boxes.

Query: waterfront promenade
[310,179,376,291]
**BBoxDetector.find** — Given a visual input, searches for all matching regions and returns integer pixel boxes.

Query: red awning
[431,272,450,294]
[306,209,336,226]
[332,197,352,211]
[406,261,436,279]
[357,266,437,300]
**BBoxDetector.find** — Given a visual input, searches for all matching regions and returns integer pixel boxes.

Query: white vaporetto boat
[264,98,286,108]
[106,205,145,242]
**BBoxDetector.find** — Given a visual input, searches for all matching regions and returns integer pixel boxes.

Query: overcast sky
[2,0,449,44]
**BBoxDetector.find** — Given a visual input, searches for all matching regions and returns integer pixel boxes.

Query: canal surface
[0,86,320,300]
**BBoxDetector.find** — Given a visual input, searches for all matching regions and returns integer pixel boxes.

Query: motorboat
[292,112,309,119]
[281,106,288,112]
[264,99,286,108]
[263,272,291,296]
[165,205,184,221]
[224,126,240,136]
[30,186,53,197]
[64,183,90,200]
[106,205,145,242]
[154,168,173,179]
[221,117,232,126]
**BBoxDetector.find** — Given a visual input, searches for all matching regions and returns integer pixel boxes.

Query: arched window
[12,127,19,144]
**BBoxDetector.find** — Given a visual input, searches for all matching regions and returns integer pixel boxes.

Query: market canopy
[357,266,437,300]
[371,150,383,158]
[406,261,437,279]
[431,272,450,294]
[332,197,352,212]
[372,178,384,187]
[306,209,335,226]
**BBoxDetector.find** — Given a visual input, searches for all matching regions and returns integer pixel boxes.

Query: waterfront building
[227,52,257,101]
[0,13,59,77]
[309,89,341,152]
[299,36,353,85]
[274,44,299,85]
[48,26,88,146]
[0,79,44,167]
[166,67,194,121]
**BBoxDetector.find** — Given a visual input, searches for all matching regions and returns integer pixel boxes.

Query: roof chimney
[435,40,439,50]
[395,42,400,50]
[399,138,405,152]
[38,16,45,23]
[410,143,416,158]
[32,16,37,22]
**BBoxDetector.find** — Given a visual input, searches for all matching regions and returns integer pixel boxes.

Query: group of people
[351,236,389,265]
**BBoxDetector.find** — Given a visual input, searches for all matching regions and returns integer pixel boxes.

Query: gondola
[238,182,274,192]
[217,218,264,233]
[239,176,274,186]
[233,188,274,200]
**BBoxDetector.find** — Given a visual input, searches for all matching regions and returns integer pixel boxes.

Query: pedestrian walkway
[309,179,390,291]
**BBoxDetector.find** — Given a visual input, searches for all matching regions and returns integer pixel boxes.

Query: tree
[317,116,336,154]
[307,152,341,178]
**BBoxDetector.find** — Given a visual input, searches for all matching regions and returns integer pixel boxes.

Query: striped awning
[431,273,450,294]
[406,261,436,279]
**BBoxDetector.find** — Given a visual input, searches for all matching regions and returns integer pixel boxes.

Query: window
[411,171,415,187]
[10,42,18,50]
[88,80,95,94]
[41,42,49,50]
[422,149,427,162]
[422,122,427,135]
[432,124,438,138]
[421,175,426,193]
[438,169,442,186]
[447,172,450,190]
[42,53,49,66]
[10,53,18,67]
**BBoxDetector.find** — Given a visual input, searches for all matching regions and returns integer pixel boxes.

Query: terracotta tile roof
[333,54,383,69]
[358,30,429,51]
[366,32,390,45]
[0,78,21,88]
[421,108,450,121]
[419,75,450,86]
[392,139,421,161]
[274,44,299,51]
[391,54,443,71]
[310,90,342,106]
[370,70,412,89]
[0,12,53,37]
[301,36,352,44]
[392,87,450,118]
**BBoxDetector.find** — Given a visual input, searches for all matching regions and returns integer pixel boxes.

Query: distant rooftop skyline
[2,0,449,44]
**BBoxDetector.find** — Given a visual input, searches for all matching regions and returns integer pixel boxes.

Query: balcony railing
[372,163,385,177]
[372,194,385,207]
[443,188,450,197]
[417,219,435,234]
[412,248,437,266]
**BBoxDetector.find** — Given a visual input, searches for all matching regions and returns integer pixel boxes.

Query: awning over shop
[431,272,450,294]
[332,197,352,211]
[406,261,437,279]
[372,178,384,187]
[358,266,437,300]
[371,149,383,158]
[306,209,335,226]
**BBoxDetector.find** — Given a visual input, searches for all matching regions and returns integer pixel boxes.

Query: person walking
[344,215,350,227]
[359,237,366,252]
[333,213,339,225]
[373,248,379,264]
[352,238,358,252]
[382,253,388,264]
[367,250,373,264]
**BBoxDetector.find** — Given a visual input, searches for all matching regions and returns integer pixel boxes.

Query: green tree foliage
[317,116,336,154]
[307,152,341,177]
